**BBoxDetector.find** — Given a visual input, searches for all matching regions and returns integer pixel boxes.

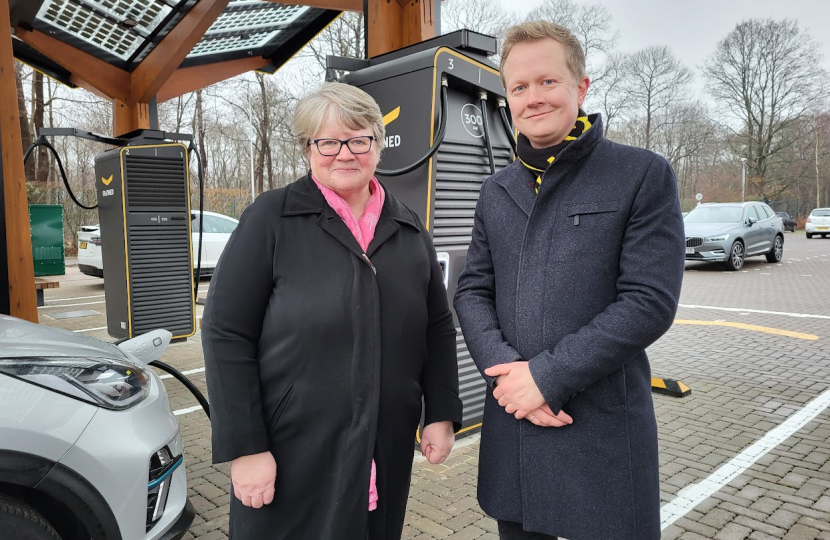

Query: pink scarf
[312,176,385,253]
[312,175,384,511]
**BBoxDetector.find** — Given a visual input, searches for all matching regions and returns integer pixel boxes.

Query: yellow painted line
[674,320,818,341]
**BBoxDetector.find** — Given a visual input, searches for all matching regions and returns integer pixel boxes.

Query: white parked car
[0,315,193,540]
[78,210,239,278]
[805,208,830,239]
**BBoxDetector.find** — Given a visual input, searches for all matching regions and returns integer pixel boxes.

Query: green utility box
[29,204,65,276]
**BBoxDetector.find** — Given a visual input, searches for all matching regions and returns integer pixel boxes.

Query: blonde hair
[293,82,385,155]
[499,21,586,86]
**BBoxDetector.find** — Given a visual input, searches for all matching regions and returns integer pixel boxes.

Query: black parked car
[775,212,796,232]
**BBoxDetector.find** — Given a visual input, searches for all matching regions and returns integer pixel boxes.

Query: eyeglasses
[309,136,375,156]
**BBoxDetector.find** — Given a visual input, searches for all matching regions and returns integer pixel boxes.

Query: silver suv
[0,315,194,540]
[684,202,784,271]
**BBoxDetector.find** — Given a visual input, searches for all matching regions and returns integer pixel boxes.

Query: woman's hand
[230,451,277,508]
[420,421,455,465]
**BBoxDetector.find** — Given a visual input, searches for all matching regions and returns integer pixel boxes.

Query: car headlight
[0,357,150,410]
[705,234,730,242]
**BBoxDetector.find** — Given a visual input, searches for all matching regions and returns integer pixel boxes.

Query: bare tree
[704,19,829,196]
[625,45,692,151]
[441,0,517,38]
[194,89,209,187]
[305,11,363,77]
[525,0,616,72]
[15,62,35,181]
[651,102,716,181]
[585,52,633,134]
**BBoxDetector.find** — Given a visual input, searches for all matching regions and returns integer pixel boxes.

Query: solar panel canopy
[13,0,341,77]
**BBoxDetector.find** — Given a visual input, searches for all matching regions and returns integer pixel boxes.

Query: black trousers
[497,520,558,540]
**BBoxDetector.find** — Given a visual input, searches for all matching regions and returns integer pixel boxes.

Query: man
[454,21,685,540]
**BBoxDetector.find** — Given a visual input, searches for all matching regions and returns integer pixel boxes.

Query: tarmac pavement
[39,231,830,540]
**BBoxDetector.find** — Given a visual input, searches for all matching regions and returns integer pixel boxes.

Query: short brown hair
[499,21,586,85]
[293,82,385,155]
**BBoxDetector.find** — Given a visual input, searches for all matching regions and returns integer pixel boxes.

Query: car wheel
[724,241,745,271]
[823,234,828,239]
[0,495,62,540]
[807,233,813,239]
[765,235,784,263]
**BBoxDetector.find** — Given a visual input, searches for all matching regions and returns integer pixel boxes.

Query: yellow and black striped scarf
[517,111,592,194]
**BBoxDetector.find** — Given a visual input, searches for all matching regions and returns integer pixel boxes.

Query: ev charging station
[336,30,517,434]
[95,135,196,341]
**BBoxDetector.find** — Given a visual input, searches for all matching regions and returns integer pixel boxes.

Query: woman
[202,82,462,540]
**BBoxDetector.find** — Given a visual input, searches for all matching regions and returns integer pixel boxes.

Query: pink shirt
[312,175,384,511]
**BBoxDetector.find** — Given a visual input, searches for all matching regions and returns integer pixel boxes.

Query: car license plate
[817,227,829,230]
[686,247,695,254]
[79,241,87,249]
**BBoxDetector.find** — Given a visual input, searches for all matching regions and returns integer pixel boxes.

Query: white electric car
[0,315,194,540]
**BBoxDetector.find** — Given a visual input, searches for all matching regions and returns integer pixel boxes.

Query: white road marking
[679,304,830,320]
[45,294,105,303]
[38,301,106,309]
[159,367,205,380]
[173,405,204,416]
[72,326,108,333]
[661,386,830,529]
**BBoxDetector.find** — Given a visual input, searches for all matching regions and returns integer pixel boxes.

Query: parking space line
[674,320,818,340]
[679,304,830,320]
[72,326,107,333]
[173,405,204,416]
[37,300,106,309]
[45,294,105,303]
[660,386,830,529]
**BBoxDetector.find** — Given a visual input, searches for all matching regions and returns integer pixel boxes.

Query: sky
[507,0,830,85]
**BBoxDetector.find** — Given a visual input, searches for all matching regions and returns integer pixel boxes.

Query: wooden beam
[15,27,131,102]
[1,0,38,321]
[157,57,271,103]
[131,0,230,103]
[263,0,361,11]
[113,100,151,137]
[367,0,436,58]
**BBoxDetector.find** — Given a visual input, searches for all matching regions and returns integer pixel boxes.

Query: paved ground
[39,232,830,540]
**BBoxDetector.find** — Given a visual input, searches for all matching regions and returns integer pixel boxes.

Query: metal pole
[741,158,747,203]
[250,135,255,203]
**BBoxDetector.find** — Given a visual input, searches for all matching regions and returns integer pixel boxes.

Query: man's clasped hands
[485,361,573,428]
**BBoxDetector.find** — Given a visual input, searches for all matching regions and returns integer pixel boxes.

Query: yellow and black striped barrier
[651,377,691,398]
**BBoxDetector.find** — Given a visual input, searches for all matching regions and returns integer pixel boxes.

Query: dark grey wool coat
[202,174,462,540]
[454,114,685,540]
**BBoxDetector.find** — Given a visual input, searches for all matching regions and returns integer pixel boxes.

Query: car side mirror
[748,217,758,226]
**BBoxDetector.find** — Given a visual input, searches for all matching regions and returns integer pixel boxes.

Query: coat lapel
[366,187,419,258]
[317,206,368,259]
[493,160,537,217]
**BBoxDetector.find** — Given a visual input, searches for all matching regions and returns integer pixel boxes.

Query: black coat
[454,115,685,540]
[202,174,462,540]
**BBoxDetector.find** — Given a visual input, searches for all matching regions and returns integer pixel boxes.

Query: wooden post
[367,0,437,58]
[0,0,38,321]
[113,100,152,137]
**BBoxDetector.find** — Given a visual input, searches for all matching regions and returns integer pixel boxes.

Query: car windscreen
[812,210,830,217]
[684,207,743,223]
